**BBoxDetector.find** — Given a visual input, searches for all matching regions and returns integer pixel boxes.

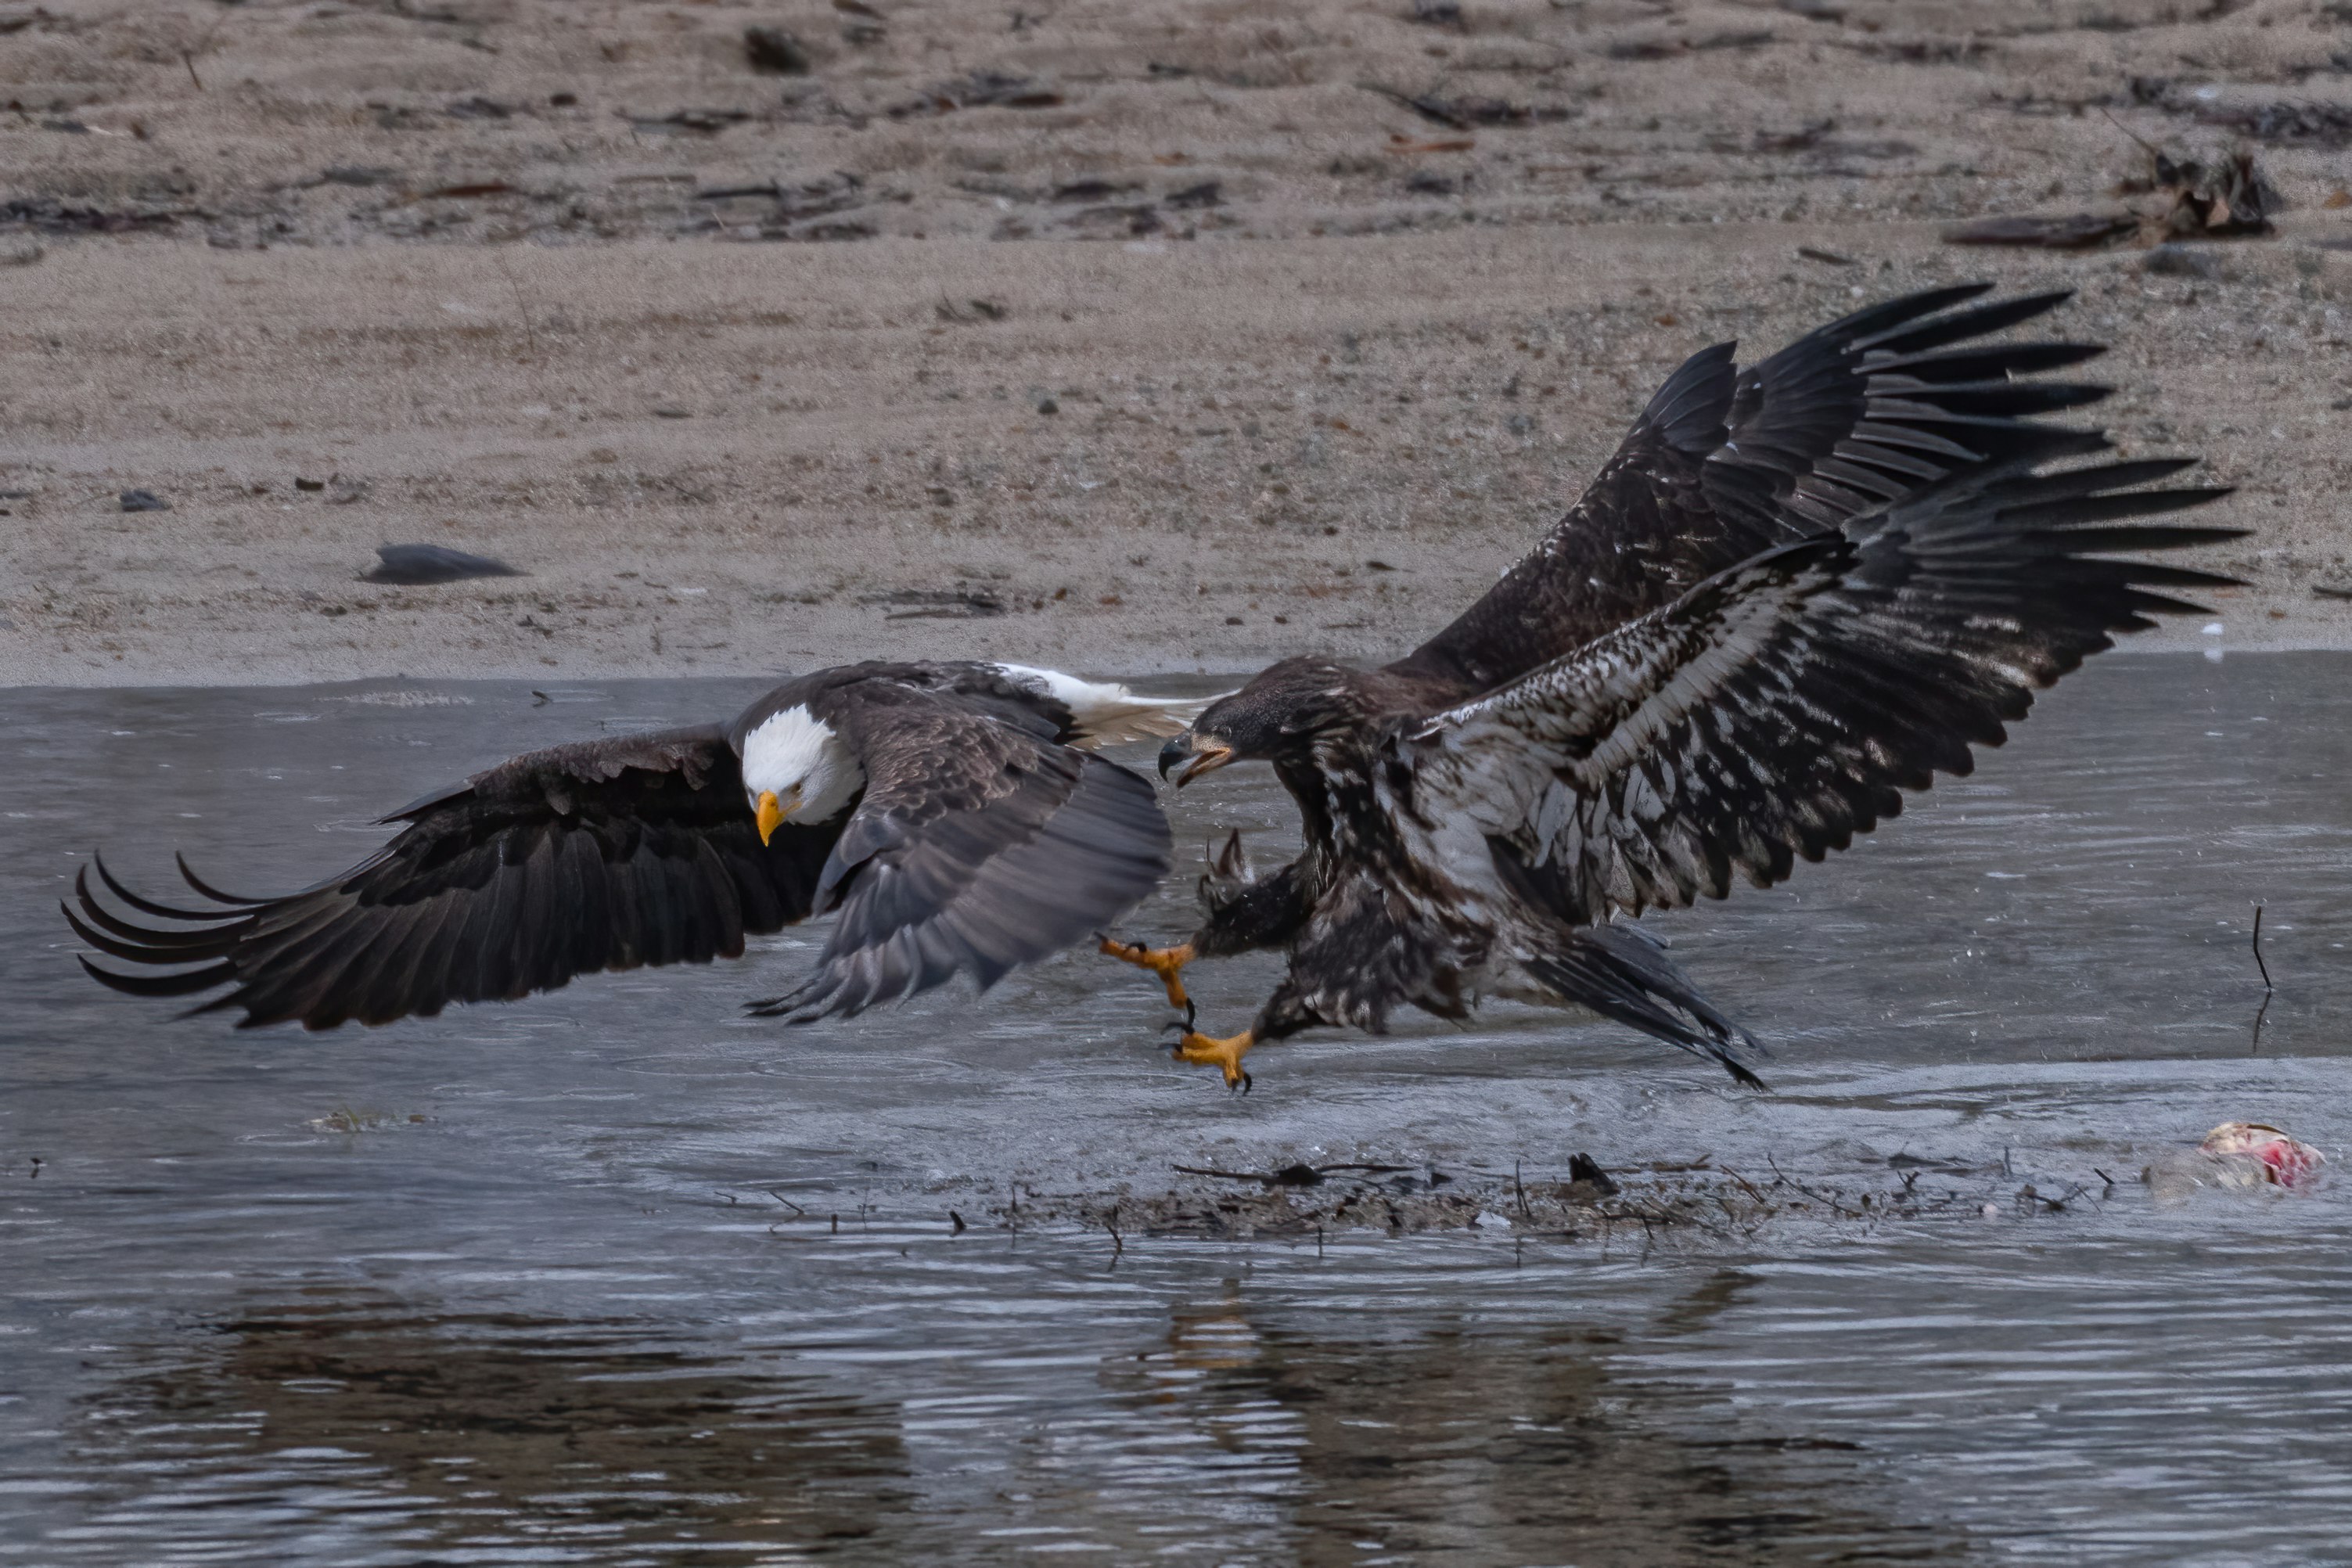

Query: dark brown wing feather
[1388,285,2110,700]
[745,685,1171,1021]
[70,725,836,1030]
[1402,459,2244,922]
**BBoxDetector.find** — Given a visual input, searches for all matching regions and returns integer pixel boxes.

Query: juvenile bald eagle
[70,662,1197,1029]
[1107,286,2242,1088]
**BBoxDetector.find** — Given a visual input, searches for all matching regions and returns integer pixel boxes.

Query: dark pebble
[2142,243,2225,280]
[364,543,525,585]
[744,26,812,74]
[119,489,170,512]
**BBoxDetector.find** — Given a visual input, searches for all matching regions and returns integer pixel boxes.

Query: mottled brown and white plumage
[1141,286,2243,1088]
[70,662,1196,1030]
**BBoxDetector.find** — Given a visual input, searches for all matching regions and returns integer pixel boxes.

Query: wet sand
[4,0,2350,685]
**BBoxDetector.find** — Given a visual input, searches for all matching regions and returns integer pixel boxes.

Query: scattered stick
[490,250,540,361]
[2250,901,2276,1053]
[1716,1165,1768,1204]
[1767,1153,1861,1217]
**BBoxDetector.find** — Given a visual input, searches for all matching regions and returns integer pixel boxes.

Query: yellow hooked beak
[755,789,796,845]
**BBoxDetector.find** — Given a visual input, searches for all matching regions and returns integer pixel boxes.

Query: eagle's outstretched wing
[1386,285,2111,698]
[746,684,1171,1020]
[70,688,1174,1030]
[69,727,835,1029]
[1396,459,2242,923]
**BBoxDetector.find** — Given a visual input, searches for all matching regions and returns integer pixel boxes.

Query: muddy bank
[4,1,2350,685]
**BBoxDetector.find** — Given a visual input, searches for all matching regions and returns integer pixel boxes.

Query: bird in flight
[70,662,1199,1030]
[1106,285,2242,1089]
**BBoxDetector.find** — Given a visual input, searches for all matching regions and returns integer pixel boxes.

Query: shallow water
[5,655,2352,1566]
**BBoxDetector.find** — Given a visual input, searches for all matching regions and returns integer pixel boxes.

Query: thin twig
[1767,1154,1861,1218]
[2252,902,2274,990]
[490,250,541,361]
[1716,1164,1769,1205]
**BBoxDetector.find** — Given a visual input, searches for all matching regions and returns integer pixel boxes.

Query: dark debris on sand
[986,1153,2058,1247]
[364,543,523,584]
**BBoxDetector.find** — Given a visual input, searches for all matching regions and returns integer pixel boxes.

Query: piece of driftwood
[1940,212,2136,249]
[363,543,524,585]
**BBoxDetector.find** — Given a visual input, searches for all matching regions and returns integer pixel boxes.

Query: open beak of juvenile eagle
[753,788,798,844]
[1158,732,1235,788]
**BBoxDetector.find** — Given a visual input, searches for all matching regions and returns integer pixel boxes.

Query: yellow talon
[1173,1028,1256,1091]
[1099,937,1196,1009]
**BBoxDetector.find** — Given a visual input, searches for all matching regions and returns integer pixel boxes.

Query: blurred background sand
[2,0,2348,684]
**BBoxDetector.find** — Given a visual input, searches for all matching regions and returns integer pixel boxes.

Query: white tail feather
[991,664,1221,747]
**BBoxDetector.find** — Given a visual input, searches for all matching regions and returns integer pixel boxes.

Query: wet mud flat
[6,654,2352,1563]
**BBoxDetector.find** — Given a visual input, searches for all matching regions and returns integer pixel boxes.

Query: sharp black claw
[1182,997,1198,1030]
[1162,1017,1189,1036]
[1239,1071,1253,1095]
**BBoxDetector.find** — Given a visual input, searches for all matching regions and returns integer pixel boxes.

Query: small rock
[652,405,692,419]
[119,488,170,512]
[293,477,326,492]
[2142,243,2224,280]
[1036,397,1058,415]
[744,25,812,74]
[364,543,525,585]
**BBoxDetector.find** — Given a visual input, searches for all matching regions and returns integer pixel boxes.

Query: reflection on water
[6,656,2352,1565]
[59,1282,1947,1567]
[82,1295,908,1562]
[1099,1282,1951,1566]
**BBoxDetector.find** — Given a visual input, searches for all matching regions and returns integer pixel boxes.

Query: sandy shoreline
[5,1,2350,686]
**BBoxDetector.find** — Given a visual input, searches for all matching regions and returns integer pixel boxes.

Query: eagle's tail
[991,664,1225,746]
[1525,922,1767,1089]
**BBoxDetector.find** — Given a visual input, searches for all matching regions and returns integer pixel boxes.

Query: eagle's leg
[1098,937,1196,1009]
[1172,1026,1256,1091]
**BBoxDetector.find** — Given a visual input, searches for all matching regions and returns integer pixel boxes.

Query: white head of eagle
[739,706,865,843]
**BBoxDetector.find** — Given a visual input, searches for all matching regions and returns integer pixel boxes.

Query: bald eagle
[1109,286,2243,1088]
[70,662,1197,1029]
